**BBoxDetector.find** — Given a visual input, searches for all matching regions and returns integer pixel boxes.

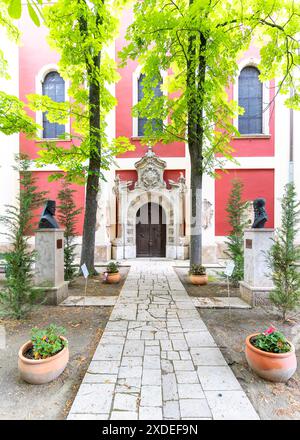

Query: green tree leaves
[6,0,44,26]
[7,0,21,19]
[0,1,39,135]
[27,1,41,27]
[27,0,134,182]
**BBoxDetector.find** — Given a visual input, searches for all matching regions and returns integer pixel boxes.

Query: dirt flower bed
[176,266,300,419]
[200,307,300,419]
[175,267,240,297]
[69,266,129,297]
[0,305,113,420]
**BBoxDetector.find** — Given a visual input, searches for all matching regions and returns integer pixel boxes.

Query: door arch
[136,203,166,257]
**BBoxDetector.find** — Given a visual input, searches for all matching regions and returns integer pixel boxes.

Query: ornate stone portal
[112,147,188,259]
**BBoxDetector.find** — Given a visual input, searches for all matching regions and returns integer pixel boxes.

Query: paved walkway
[68,261,259,420]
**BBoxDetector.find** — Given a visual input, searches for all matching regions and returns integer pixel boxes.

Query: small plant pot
[189,274,208,285]
[18,337,69,385]
[245,333,297,382]
[106,272,121,284]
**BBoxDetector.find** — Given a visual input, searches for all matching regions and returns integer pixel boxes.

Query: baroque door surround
[112,146,189,260]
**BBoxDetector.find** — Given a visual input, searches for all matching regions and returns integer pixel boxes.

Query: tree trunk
[186,9,206,267]
[190,154,203,265]
[80,52,101,274]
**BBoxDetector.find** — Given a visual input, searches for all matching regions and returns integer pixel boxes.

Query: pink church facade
[0,8,299,263]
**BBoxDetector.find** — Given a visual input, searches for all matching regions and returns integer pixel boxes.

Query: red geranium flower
[264,326,276,335]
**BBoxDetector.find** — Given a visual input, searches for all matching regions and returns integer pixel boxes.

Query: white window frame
[233,58,270,136]
[132,66,167,138]
[35,64,70,140]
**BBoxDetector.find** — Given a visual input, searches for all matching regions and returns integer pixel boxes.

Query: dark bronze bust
[252,198,268,229]
[38,200,60,229]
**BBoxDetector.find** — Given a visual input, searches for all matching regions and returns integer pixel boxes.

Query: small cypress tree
[267,183,300,322]
[57,180,82,281]
[0,154,48,319]
[224,179,250,286]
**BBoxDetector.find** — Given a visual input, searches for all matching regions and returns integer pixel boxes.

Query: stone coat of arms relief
[134,146,167,191]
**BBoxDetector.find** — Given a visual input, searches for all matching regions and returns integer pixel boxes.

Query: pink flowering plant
[103,261,119,281]
[251,327,291,353]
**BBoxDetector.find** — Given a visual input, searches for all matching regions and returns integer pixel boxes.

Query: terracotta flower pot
[18,337,69,385]
[245,333,297,382]
[190,274,208,285]
[106,272,121,284]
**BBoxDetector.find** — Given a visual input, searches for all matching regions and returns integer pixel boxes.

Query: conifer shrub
[267,183,300,321]
[224,179,250,286]
[0,154,47,319]
[57,180,82,281]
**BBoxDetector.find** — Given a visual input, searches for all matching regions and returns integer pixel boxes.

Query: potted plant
[189,264,208,285]
[18,324,69,385]
[104,261,121,284]
[245,327,297,382]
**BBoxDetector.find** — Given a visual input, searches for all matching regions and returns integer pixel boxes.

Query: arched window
[42,71,65,139]
[138,73,163,137]
[238,66,262,134]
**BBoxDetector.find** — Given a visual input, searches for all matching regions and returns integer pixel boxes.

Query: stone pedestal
[112,238,125,260]
[176,237,189,260]
[35,229,68,305]
[240,228,274,306]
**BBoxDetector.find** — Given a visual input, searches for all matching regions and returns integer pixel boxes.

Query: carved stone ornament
[168,171,187,194]
[202,199,213,230]
[141,166,160,189]
[134,145,167,190]
[113,175,121,197]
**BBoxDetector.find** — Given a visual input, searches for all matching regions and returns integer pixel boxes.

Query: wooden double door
[136,203,166,257]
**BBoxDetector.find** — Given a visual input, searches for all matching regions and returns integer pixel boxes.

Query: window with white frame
[42,71,65,139]
[238,66,263,135]
[137,73,163,137]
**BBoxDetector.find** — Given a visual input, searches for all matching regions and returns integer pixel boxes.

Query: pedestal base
[39,281,69,305]
[95,244,111,262]
[176,245,189,260]
[240,281,274,306]
[112,242,189,260]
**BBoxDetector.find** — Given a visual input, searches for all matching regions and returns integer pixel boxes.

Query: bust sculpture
[38,200,60,229]
[252,198,268,229]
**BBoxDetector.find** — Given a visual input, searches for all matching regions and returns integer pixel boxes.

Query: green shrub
[267,183,300,321]
[106,261,119,273]
[57,180,82,281]
[189,264,206,276]
[0,155,47,319]
[31,324,67,359]
[224,179,250,286]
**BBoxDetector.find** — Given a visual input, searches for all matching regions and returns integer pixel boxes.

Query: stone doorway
[136,202,166,257]
[112,146,189,260]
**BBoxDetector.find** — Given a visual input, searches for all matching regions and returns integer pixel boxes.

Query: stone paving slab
[192,297,251,309]
[68,261,259,420]
[60,296,117,306]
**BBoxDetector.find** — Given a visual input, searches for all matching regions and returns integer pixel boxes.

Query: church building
[0,8,299,263]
